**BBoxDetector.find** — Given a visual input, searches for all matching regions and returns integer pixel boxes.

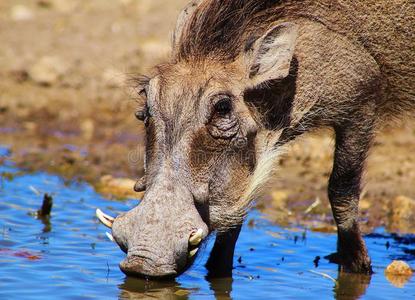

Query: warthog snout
[96,180,208,279]
[117,228,205,278]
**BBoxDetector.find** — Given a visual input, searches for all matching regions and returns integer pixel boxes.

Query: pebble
[102,68,127,88]
[28,56,69,86]
[38,0,78,13]
[385,260,413,288]
[11,5,34,21]
[359,198,371,211]
[389,195,415,233]
[80,119,95,140]
[140,39,171,61]
[270,190,289,210]
[98,175,143,199]
[385,260,413,276]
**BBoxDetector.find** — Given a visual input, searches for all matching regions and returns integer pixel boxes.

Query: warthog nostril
[96,208,115,228]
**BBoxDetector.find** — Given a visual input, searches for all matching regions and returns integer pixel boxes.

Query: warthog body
[97,0,414,278]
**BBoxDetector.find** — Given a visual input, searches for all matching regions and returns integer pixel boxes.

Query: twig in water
[304,197,321,214]
[37,194,53,217]
[309,270,337,284]
[106,261,110,281]
[29,185,41,196]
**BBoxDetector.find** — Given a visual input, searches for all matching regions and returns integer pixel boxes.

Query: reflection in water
[208,277,233,300]
[384,259,414,288]
[334,271,371,300]
[118,276,235,300]
[119,271,373,300]
[119,277,191,299]
[38,215,52,233]
[1,158,414,299]
[384,270,413,288]
[29,193,53,233]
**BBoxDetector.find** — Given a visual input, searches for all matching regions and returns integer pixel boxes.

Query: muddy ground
[1,0,415,233]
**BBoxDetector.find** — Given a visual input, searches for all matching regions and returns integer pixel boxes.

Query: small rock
[97,175,143,199]
[389,195,415,233]
[385,260,413,288]
[23,122,37,131]
[54,0,78,12]
[140,39,171,61]
[100,175,135,191]
[174,290,190,297]
[10,69,29,83]
[270,190,289,210]
[28,56,69,86]
[385,260,413,276]
[310,224,337,233]
[38,0,78,12]
[359,198,371,211]
[11,5,34,21]
[0,106,8,114]
[102,68,127,88]
[135,0,154,16]
[119,0,134,6]
[37,0,52,8]
[80,119,94,140]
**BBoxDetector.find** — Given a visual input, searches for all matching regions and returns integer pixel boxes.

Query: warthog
[97,0,414,279]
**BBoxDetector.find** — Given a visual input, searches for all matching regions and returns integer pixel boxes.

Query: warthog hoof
[325,252,373,274]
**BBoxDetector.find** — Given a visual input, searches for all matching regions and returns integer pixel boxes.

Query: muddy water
[0,146,414,299]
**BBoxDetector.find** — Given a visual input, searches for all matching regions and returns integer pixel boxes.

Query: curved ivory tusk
[106,232,115,242]
[189,228,203,246]
[96,208,114,228]
[188,248,198,258]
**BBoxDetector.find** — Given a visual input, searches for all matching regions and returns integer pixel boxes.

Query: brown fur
[176,0,414,117]
[113,0,414,278]
[171,0,415,226]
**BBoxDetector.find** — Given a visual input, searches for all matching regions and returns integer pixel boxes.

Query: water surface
[0,147,414,299]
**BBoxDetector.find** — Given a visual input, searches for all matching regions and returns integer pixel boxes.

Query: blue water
[0,147,414,299]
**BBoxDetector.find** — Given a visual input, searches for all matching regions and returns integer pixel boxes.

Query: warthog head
[97,0,298,279]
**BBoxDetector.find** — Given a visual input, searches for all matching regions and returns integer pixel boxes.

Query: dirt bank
[1,0,415,233]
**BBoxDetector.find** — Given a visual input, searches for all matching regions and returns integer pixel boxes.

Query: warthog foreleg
[326,108,376,274]
[206,225,242,278]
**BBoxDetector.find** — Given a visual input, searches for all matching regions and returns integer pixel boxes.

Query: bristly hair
[176,0,285,62]
[130,74,151,109]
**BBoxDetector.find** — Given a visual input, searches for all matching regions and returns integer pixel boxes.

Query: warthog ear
[172,0,202,54]
[247,22,298,85]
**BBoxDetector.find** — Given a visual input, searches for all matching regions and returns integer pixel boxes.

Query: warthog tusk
[106,232,115,242]
[188,248,198,258]
[96,208,114,228]
[189,228,203,246]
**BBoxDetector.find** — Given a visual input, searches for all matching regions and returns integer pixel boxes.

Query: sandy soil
[1,0,414,233]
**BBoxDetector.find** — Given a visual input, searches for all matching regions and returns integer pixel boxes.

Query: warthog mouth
[96,209,205,278]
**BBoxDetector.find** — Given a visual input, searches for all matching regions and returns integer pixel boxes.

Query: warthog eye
[214,97,232,116]
[135,110,146,121]
[208,95,238,139]
[135,83,149,122]
[135,105,151,126]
